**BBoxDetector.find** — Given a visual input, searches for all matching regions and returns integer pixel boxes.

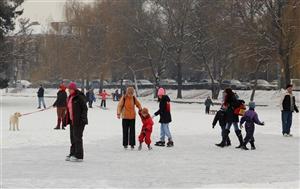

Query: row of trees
[12,0,300,99]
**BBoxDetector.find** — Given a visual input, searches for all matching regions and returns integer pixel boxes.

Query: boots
[226,137,231,146]
[54,118,61,130]
[216,129,229,148]
[138,143,142,151]
[155,141,165,147]
[235,130,244,148]
[167,139,174,147]
[250,141,256,150]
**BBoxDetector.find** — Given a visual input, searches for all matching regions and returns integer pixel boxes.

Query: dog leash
[21,106,54,117]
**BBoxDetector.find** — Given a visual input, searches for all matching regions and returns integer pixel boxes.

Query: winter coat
[154,95,172,124]
[138,111,154,131]
[117,95,142,120]
[240,108,263,128]
[280,92,299,112]
[212,109,226,128]
[223,94,239,123]
[37,87,44,97]
[99,91,109,100]
[86,91,96,102]
[205,98,213,107]
[53,90,67,107]
[65,90,88,126]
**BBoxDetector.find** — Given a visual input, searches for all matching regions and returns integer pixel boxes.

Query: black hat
[286,84,293,89]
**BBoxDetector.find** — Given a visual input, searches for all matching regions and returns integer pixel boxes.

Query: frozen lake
[1,92,299,188]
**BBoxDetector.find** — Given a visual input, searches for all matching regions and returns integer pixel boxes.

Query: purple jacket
[240,109,263,127]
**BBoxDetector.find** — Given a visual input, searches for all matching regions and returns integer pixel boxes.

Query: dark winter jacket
[53,90,67,107]
[154,95,172,124]
[86,91,96,102]
[281,92,299,113]
[205,98,213,107]
[240,108,264,128]
[212,109,226,128]
[65,90,88,127]
[37,87,44,97]
[223,94,239,123]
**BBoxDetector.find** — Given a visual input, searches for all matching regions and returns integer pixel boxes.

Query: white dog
[9,112,22,131]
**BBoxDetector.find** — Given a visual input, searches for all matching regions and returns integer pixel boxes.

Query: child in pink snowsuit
[99,90,110,108]
[138,108,154,150]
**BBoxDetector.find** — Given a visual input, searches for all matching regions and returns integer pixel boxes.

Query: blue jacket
[240,108,263,127]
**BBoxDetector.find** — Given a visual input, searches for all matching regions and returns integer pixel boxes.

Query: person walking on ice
[280,84,299,137]
[138,107,154,151]
[212,106,231,146]
[53,84,67,130]
[37,84,46,109]
[153,88,174,147]
[204,96,214,114]
[117,87,142,150]
[64,82,88,162]
[240,101,265,150]
[99,89,110,109]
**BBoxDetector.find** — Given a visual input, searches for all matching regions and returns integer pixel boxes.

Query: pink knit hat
[68,82,77,90]
[157,88,165,96]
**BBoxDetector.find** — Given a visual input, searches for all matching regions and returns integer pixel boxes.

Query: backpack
[234,99,246,116]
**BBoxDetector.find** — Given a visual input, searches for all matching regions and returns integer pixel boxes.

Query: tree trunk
[211,83,220,100]
[177,62,183,99]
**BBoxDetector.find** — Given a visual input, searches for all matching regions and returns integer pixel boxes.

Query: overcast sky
[15,0,94,33]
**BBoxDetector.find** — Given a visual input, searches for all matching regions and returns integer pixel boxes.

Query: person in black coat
[204,96,214,114]
[37,85,46,109]
[216,88,243,148]
[64,82,88,162]
[280,84,299,137]
[153,88,173,147]
[212,106,231,146]
[53,84,67,130]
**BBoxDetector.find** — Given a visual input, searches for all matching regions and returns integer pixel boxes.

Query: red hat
[68,82,77,90]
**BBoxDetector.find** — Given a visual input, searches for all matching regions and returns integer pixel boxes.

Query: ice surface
[1,89,299,188]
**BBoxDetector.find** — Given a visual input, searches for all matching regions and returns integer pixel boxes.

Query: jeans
[160,123,172,142]
[281,111,293,135]
[225,122,239,131]
[38,97,46,108]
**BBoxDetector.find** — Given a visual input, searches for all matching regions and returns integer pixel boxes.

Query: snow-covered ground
[1,89,300,188]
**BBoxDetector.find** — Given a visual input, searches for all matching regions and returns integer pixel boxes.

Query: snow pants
[139,127,152,145]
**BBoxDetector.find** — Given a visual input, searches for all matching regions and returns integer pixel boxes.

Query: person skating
[204,96,214,114]
[138,107,154,151]
[153,88,174,147]
[86,89,96,108]
[117,87,142,150]
[240,101,265,150]
[280,84,299,137]
[64,82,88,162]
[212,106,231,147]
[99,89,110,109]
[53,84,67,130]
[216,88,243,148]
[37,84,46,109]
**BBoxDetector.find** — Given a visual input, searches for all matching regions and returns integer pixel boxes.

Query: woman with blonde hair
[117,87,142,150]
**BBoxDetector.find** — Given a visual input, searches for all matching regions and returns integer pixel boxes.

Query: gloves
[117,114,121,119]
[212,125,215,129]
[151,115,156,119]
[261,122,265,126]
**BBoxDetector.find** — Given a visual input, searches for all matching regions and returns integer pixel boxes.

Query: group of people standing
[211,84,298,150]
[40,81,298,162]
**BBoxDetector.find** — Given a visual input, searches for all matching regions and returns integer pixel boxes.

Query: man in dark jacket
[64,82,88,162]
[280,84,299,137]
[37,85,46,109]
[153,88,173,147]
[53,84,67,130]
[204,96,213,114]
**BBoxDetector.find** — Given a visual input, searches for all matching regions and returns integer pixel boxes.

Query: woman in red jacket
[99,89,110,109]
[138,108,154,151]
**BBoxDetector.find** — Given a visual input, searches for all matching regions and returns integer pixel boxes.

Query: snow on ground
[1,89,300,188]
